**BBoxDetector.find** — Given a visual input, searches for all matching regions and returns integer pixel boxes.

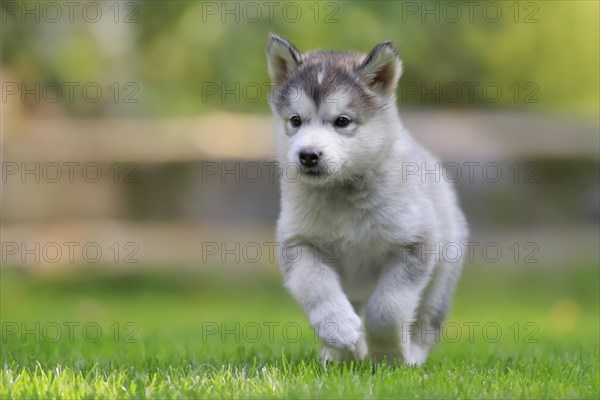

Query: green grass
[1,263,598,399]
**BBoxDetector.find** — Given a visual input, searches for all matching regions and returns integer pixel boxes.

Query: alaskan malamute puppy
[267,34,468,365]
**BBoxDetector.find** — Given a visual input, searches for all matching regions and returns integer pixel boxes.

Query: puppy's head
[267,34,403,185]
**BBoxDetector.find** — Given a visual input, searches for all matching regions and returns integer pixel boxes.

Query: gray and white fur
[267,34,468,365]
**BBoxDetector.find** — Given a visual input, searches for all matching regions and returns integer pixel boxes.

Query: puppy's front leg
[280,242,362,358]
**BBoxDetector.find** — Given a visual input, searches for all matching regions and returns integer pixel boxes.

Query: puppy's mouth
[298,165,331,182]
[301,167,324,177]
[289,161,342,184]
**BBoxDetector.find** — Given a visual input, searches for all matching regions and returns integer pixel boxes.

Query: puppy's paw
[311,307,362,351]
[404,343,429,366]
[320,346,351,366]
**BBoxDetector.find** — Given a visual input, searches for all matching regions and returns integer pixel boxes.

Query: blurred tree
[1,0,598,117]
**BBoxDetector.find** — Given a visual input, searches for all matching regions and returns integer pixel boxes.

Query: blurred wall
[1,1,598,269]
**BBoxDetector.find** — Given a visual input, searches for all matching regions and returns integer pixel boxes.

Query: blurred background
[1,0,598,363]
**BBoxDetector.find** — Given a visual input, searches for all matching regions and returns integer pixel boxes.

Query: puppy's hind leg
[364,248,434,365]
[408,257,463,365]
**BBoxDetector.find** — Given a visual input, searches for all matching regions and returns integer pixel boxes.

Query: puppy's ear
[358,41,402,96]
[267,33,302,85]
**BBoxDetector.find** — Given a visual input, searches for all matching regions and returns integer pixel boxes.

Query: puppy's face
[267,34,403,185]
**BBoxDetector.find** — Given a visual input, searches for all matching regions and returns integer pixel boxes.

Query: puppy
[267,34,468,365]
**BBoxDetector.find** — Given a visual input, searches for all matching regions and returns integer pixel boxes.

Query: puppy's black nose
[299,149,321,167]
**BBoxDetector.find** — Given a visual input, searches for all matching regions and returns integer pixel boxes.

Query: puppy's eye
[290,115,302,127]
[334,116,351,127]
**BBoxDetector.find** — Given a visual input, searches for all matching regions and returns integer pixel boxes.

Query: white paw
[404,343,429,366]
[311,308,362,351]
[320,346,350,365]
[320,336,367,365]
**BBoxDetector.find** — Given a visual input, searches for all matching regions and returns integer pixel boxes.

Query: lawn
[1,263,598,399]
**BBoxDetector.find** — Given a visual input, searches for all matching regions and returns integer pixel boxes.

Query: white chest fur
[277,177,431,304]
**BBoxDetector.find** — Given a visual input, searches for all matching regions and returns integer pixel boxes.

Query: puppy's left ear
[267,33,302,85]
[358,41,403,96]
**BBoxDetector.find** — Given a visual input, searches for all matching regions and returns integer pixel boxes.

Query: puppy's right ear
[267,33,301,85]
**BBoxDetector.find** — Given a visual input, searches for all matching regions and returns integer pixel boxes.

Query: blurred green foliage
[2,0,598,117]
